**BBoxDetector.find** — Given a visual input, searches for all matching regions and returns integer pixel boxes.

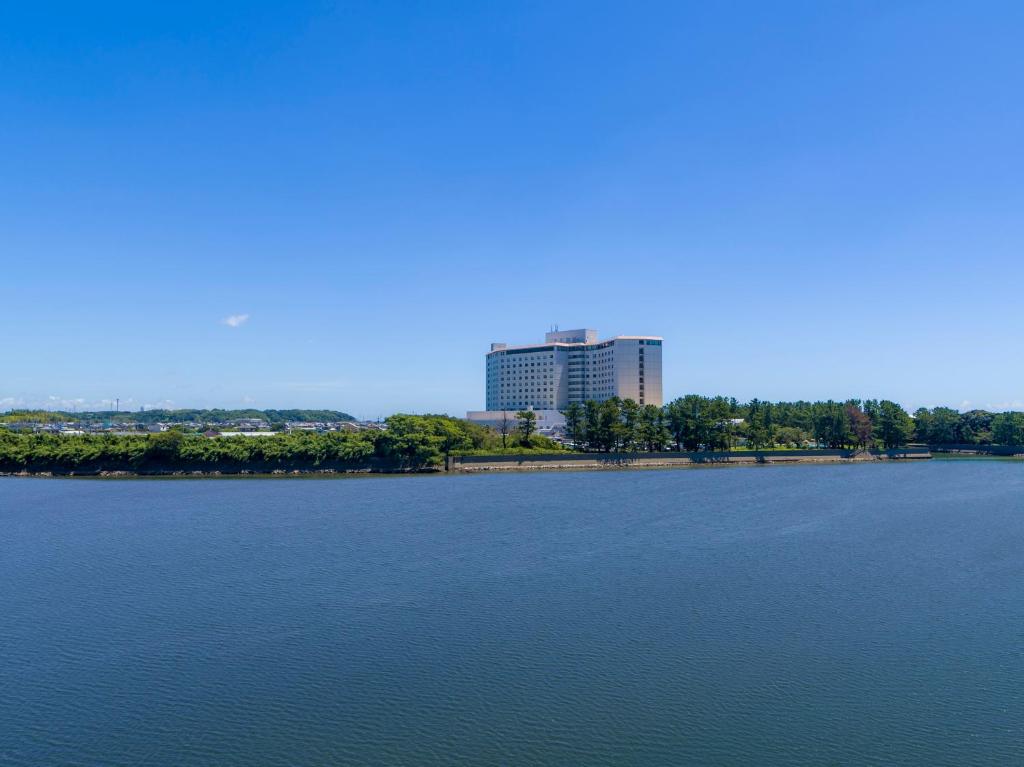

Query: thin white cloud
[222,313,250,328]
[1,395,141,412]
[986,401,1024,412]
[142,400,176,410]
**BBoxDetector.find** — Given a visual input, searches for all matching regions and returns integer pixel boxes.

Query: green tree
[666,395,702,451]
[378,414,445,467]
[665,398,687,450]
[876,401,913,449]
[516,410,537,446]
[992,412,1024,446]
[747,398,774,450]
[705,396,736,450]
[584,400,601,451]
[664,395,734,451]
[774,426,807,448]
[564,403,584,450]
[812,401,850,449]
[594,398,624,452]
[638,405,670,451]
[145,430,185,465]
[620,399,640,451]
[930,407,961,444]
[958,410,994,444]
[434,418,473,460]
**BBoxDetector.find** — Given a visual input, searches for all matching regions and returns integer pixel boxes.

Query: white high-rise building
[484,328,663,411]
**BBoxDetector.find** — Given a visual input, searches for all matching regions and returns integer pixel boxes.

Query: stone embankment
[448,448,932,473]
[928,444,1024,457]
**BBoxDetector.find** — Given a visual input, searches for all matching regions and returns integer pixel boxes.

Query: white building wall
[485,331,663,411]
[639,340,663,407]
[486,345,565,411]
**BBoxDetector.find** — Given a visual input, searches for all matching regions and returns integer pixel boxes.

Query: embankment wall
[929,444,1024,456]
[449,448,931,472]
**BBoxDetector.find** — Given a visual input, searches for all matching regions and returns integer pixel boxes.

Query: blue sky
[3,1,1023,418]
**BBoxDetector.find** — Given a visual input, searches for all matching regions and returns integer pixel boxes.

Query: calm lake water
[2,461,1023,765]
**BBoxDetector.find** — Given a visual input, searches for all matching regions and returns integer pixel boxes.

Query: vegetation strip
[3,398,1023,476]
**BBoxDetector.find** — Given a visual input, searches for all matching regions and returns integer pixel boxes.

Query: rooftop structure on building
[483,328,663,412]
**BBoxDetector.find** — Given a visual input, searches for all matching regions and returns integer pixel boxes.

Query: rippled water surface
[3,461,1024,765]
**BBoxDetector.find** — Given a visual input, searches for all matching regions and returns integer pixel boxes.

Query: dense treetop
[0,414,563,473]
[564,397,1023,452]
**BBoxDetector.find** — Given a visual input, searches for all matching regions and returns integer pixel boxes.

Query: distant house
[218,431,282,438]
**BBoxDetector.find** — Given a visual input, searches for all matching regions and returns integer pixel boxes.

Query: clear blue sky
[4,1,1023,418]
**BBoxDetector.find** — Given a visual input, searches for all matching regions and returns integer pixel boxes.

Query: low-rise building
[466,409,566,434]
[217,431,283,438]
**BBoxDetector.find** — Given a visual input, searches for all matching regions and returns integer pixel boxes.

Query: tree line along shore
[2,398,1022,475]
[555,397,1024,452]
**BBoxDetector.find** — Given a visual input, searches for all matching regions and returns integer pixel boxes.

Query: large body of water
[2,461,1023,765]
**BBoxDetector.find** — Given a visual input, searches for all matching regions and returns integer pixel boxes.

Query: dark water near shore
[2,462,1023,766]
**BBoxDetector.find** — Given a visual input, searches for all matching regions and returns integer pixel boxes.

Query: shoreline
[0,467,437,478]
[448,447,932,473]
[1,448,940,478]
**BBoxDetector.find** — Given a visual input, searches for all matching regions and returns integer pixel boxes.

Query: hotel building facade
[484,328,663,412]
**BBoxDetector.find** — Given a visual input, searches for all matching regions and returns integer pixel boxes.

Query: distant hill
[1,408,358,425]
